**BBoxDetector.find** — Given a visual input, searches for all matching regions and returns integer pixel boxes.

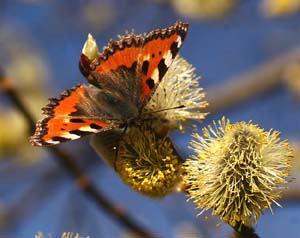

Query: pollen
[116,128,182,198]
[183,117,294,227]
[145,56,209,132]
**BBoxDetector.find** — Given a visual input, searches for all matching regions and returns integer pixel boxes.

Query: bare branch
[206,47,300,112]
[0,66,155,238]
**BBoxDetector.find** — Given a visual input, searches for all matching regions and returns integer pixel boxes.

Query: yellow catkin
[116,128,182,198]
[184,117,293,226]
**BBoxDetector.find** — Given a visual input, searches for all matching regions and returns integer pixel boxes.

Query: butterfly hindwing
[30,84,121,146]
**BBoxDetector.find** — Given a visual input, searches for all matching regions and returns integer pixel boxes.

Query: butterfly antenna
[145,105,185,114]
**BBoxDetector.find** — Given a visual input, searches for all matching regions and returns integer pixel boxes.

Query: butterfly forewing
[139,21,189,105]
[30,85,120,146]
[80,20,189,108]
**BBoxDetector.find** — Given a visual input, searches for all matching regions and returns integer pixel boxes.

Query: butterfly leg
[113,125,128,170]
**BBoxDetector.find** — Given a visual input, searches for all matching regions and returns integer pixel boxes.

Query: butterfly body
[30,21,189,146]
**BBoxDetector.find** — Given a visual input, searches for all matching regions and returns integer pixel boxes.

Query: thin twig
[0,69,36,133]
[205,47,300,202]
[282,188,300,201]
[0,66,155,238]
[282,151,300,201]
[232,222,260,238]
[206,47,300,112]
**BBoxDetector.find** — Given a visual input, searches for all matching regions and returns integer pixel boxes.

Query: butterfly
[30,21,189,146]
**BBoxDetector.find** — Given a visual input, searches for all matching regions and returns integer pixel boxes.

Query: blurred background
[0,0,300,237]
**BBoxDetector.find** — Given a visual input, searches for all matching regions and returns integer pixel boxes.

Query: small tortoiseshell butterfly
[30,21,189,146]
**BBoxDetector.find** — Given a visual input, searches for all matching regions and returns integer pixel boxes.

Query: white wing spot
[143,54,151,61]
[151,68,159,83]
[164,50,173,67]
[79,125,99,132]
[176,36,182,48]
[46,140,60,145]
[61,133,81,140]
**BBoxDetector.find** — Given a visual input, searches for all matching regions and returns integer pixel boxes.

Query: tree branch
[206,47,300,112]
[0,66,155,238]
